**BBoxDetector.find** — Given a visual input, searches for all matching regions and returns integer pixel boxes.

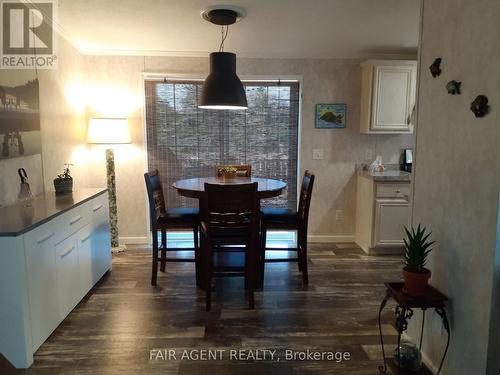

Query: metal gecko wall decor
[429,58,442,78]
[429,56,492,118]
[470,95,490,118]
[446,80,461,95]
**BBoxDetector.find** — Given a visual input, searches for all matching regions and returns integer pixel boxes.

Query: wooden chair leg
[296,230,303,272]
[247,240,256,309]
[259,225,267,288]
[205,237,213,311]
[301,234,309,285]
[151,230,159,286]
[160,227,167,272]
[194,225,201,287]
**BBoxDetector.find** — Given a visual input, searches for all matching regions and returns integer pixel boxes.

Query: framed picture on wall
[0,78,41,159]
[315,103,347,129]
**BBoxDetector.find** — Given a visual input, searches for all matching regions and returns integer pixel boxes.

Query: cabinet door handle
[69,215,82,225]
[37,232,55,244]
[395,189,401,194]
[81,234,91,243]
[93,204,103,212]
[60,245,75,258]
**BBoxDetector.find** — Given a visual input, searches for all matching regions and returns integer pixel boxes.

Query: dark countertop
[0,188,107,237]
[358,169,411,182]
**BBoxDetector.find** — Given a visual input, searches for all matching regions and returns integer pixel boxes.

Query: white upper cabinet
[360,60,417,133]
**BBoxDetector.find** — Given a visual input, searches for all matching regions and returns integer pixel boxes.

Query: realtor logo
[1,0,58,69]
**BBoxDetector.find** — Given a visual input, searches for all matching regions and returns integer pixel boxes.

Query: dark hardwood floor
[17,243,428,374]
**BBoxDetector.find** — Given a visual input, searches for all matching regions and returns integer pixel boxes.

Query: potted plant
[402,224,435,296]
[54,164,74,195]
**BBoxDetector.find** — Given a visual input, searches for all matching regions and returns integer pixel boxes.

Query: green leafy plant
[219,166,237,174]
[57,163,73,180]
[403,224,435,273]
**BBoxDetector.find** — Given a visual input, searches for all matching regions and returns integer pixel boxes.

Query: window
[144,79,300,209]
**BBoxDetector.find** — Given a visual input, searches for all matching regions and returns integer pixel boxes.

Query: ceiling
[57,0,421,58]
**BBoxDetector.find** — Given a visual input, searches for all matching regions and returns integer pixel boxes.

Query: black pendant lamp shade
[199,52,248,110]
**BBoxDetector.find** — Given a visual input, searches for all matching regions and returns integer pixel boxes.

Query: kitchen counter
[358,169,411,182]
[0,188,107,237]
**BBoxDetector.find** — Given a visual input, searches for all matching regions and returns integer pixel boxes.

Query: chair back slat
[215,165,252,178]
[202,182,259,232]
[297,170,315,223]
[144,170,166,229]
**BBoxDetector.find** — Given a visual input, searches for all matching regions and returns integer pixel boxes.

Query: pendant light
[199,7,247,110]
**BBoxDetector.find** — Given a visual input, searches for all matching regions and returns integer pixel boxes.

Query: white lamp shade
[87,118,131,144]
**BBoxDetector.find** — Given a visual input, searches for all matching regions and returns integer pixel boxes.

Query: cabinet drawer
[89,193,108,220]
[376,183,410,199]
[53,202,91,245]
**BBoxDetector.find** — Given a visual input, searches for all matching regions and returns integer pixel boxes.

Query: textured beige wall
[82,55,413,240]
[408,0,500,373]
[38,36,89,192]
[0,36,88,206]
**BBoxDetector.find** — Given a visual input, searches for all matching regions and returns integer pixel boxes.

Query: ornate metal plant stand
[378,282,450,375]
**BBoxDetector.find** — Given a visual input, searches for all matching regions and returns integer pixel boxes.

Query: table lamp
[87,118,131,252]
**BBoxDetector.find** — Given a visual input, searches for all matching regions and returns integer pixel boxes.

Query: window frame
[141,73,303,243]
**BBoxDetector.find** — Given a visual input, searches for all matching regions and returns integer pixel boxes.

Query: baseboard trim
[120,236,149,245]
[122,235,354,245]
[308,235,355,243]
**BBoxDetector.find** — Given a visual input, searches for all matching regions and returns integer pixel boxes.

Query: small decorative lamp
[87,118,131,252]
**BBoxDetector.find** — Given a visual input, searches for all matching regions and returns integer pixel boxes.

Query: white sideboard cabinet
[0,189,111,368]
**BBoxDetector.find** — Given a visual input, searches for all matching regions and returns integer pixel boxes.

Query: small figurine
[470,95,490,118]
[429,58,442,78]
[446,80,461,95]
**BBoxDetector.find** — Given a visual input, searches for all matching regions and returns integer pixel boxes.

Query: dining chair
[215,164,252,178]
[144,170,200,286]
[260,170,315,285]
[200,182,260,311]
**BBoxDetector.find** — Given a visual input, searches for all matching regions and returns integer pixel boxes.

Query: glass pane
[145,80,299,209]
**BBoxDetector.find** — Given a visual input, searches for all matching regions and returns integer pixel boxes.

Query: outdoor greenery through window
[144,79,300,210]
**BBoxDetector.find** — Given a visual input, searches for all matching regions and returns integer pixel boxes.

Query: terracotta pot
[402,267,431,296]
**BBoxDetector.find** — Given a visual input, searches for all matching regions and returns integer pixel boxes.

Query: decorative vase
[394,340,422,371]
[402,267,431,296]
[222,171,237,180]
[53,177,73,195]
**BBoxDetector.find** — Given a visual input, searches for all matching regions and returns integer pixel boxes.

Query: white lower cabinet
[78,224,94,296]
[56,235,81,318]
[90,196,112,284]
[0,190,111,368]
[355,176,411,254]
[374,198,410,247]
[24,223,59,352]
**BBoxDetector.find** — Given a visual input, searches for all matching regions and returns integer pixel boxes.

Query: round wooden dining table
[172,177,287,199]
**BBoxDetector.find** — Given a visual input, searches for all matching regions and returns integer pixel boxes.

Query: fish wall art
[315,104,347,129]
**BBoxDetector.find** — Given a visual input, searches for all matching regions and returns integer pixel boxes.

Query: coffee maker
[401,149,413,172]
